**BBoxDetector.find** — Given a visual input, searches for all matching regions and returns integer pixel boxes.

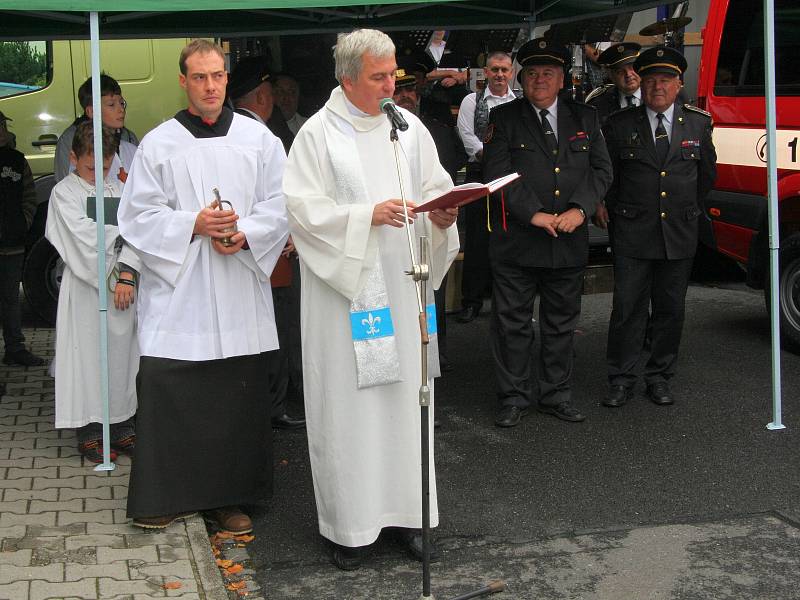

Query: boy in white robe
[46,122,140,464]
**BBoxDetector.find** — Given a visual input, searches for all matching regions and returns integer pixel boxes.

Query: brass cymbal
[639,16,693,36]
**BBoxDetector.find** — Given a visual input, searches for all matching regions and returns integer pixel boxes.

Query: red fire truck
[697,0,800,347]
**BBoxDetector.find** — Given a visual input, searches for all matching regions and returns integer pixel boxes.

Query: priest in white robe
[283,29,459,570]
[118,40,288,535]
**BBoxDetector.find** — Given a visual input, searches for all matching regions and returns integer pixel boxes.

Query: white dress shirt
[457,87,518,160]
[533,98,559,143]
[617,88,642,108]
[646,103,675,142]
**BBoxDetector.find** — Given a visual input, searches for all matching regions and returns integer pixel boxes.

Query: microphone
[379,98,409,132]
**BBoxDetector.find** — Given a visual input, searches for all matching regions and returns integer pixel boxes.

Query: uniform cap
[395,50,435,89]
[633,46,687,77]
[515,38,570,83]
[597,43,642,69]
[228,56,272,100]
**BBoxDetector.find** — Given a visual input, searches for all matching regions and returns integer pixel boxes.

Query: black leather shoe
[330,542,362,570]
[647,382,674,406]
[455,305,480,323]
[3,349,45,367]
[494,405,528,428]
[390,528,441,562]
[271,413,306,429]
[603,385,632,408]
[538,402,586,422]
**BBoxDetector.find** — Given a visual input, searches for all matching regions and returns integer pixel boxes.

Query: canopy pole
[89,11,117,468]
[763,0,784,431]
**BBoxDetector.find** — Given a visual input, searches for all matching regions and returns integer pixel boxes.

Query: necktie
[625,95,635,107]
[655,113,669,165]
[540,109,558,156]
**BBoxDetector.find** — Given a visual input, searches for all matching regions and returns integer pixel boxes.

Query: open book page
[414,172,520,212]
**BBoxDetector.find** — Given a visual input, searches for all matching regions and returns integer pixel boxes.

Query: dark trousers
[491,261,584,409]
[434,275,448,360]
[0,254,25,354]
[606,255,693,387]
[460,166,492,310]
[268,260,303,418]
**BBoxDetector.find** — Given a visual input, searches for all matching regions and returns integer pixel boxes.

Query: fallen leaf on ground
[235,534,255,543]
[216,559,233,568]
[162,581,182,590]
[226,581,246,591]
[225,563,244,575]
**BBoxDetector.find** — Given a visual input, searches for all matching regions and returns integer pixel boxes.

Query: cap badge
[396,69,406,78]
[656,49,664,57]
[539,41,547,49]
[618,46,625,53]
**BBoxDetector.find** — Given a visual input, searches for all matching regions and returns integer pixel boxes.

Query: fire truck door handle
[31,135,58,147]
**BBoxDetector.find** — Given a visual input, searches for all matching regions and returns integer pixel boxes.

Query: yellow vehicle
[0,38,188,176]
[1,38,188,322]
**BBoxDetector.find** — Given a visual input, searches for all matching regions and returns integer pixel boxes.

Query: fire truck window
[0,41,51,99]
[715,0,800,97]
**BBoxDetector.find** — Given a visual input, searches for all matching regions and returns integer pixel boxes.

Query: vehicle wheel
[765,233,800,351]
[22,238,62,326]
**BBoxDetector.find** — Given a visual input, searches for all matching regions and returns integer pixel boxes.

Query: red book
[414,172,521,213]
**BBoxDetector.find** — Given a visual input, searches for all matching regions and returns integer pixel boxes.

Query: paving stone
[66,534,126,550]
[112,486,128,500]
[0,581,29,600]
[34,456,74,468]
[0,432,13,441]
[15,431,60,441]
[10,447,59,459]
[0,548,32,566]
[66,562,129,582]
[60,487,112,501]
[6,424,38,433]
[59,446,81,458]
[29,578,97,600]
[0,500,28,514]
[0,562,64,584]
[126,533,186,550]
[129,559,195,581]
[30,499,83,514]
[26,523,86,537]
[157,545,189,562]
[84,498,126,512]
[85,473,127,489]
[33,475,83,490]
[0,457,33,468]
[62,466,121,479]
[0,525,27,540]
[86,523,132,535]
[0,407,41,417]
[12,537,66,553]
[4,488,58,502]
[98,578,164,597]
[0,512,56,527]
[35,437,74,448]
[97,546,159,564]
[0,448,10,460]
[0,476,32,490]
[58,510,115,526]
[113,509,129,524]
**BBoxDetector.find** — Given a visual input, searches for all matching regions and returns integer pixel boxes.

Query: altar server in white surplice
[46,122,140,464]
[283,29,459,571]
[118,40,288,535]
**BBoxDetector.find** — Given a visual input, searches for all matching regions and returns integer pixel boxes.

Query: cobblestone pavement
[0,327,227,600]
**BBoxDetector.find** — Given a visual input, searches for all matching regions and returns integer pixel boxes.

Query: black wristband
[116,279,136,287]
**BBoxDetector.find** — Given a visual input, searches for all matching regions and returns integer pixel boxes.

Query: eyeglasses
[102,98,127,110]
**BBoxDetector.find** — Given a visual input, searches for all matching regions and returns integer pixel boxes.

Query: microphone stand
[389,121,506,600]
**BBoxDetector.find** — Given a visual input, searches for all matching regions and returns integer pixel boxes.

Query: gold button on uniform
[661,212,667,219]
[554,167,560,173]
[554,190,560,197]
[660,191,667,198]
[660,171,667,177]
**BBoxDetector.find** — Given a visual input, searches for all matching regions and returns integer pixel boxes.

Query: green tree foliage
[0,42,46,87]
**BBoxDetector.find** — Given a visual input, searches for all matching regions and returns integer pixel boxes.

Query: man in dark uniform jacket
[483,39,613,428]
[587,43,642,230]
[228,57,306,430]
[602,46,717,408]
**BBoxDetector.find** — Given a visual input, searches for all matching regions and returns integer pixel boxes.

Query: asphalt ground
[247,279,800,599]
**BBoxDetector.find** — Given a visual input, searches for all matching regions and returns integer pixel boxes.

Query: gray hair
[334,29,395,84]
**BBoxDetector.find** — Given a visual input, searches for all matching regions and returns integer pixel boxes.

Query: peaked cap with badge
[633,46,687,77]
[395,50,435,89]
[515,38,570,82]
[227,56,272,101]
[597,43,642,69]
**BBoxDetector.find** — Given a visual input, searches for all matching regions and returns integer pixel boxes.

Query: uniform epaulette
[684,104,712,118]
[585,83,615,103]
[606,104,638,119]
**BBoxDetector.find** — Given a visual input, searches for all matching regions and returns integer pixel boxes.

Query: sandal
[78,439,118,464]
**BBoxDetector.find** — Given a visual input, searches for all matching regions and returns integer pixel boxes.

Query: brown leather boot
[132,512,197,529]
[207,506,253,535]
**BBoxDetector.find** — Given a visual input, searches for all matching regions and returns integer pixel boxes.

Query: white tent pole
[763,0,784,431]
[90,11,116,468]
